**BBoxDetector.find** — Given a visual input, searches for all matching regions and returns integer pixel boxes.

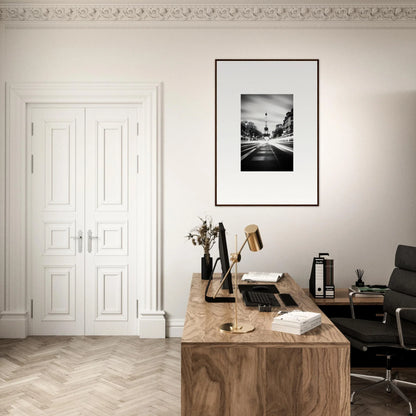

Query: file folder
[310,256,325,298]
[309,253,334,299]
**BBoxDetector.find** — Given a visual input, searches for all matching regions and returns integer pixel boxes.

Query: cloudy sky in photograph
[241,94,293,130]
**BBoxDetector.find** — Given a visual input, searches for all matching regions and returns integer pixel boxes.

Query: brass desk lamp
[213,224,263,333]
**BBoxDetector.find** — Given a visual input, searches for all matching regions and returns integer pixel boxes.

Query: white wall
[1,21,416,328]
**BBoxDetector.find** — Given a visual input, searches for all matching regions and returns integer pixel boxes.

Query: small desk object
[181,273,350,416]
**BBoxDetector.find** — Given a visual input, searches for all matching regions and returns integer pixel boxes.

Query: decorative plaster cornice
[0,4,415,22]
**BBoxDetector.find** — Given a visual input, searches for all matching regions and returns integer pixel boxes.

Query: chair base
[351,367,416,415]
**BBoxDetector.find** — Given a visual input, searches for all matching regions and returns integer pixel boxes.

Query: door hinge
[30,299,34,319]
[136,300,139,318]
[136,155,139,173]
[31,155,34,174]
[137,122,139,136]
[31,122,34,136]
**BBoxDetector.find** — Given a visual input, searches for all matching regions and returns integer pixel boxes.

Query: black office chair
[332,244,416,416]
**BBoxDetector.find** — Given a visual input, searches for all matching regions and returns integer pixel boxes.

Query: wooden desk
[181,274,350,416]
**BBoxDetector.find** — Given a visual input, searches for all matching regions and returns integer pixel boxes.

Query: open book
[241,272,283,283]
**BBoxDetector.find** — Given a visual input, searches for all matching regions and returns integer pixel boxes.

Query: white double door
[29,105,140,335]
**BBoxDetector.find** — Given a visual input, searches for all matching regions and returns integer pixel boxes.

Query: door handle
[87,230,99,253]
[71,230,83,253]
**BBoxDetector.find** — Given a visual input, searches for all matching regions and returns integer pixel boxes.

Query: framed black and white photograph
[215,59,319,206]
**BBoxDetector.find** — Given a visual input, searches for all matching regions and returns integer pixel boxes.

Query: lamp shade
[244,224,263,252]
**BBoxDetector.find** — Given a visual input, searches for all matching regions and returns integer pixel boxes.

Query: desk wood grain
[181,273,350,416]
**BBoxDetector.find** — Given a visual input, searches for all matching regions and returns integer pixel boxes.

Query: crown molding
[0,4,415,23]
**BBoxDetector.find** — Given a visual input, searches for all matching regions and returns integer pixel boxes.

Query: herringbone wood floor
[0,337,180,416]
[1,337,416,415]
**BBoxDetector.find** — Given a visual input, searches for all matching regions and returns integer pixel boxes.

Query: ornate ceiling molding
[0,4,415,23]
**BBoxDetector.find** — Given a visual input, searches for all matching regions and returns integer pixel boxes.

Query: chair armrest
[348,290,385,319]
[395,307,416,350]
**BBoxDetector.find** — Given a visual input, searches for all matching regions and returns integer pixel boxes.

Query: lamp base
[219,322,255,334]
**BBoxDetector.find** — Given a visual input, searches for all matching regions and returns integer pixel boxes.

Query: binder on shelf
[324,257,335,299]
[309,253,334,299]
[309,255,325,298]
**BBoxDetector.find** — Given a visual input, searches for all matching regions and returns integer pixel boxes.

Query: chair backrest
[384,245,416,324]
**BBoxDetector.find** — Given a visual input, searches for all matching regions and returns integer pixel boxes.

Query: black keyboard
[243,291,280,307]
[279,293,298,307]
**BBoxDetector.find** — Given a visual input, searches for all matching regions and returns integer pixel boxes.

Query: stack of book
[350,285,389,294]
[272,311,321,335]
[349,285,390,296]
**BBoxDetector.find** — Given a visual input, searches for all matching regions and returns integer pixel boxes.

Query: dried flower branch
[186,216,219,261]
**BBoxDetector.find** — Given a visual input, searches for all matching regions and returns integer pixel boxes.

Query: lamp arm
[212,237,249,299]
[235,236,249,259]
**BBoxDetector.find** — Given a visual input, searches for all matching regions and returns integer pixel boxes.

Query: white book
[272,323,321,335]
[241,272,283,283]
[274,316,321,329]
[272,311,321,335]
[273,310,321,324]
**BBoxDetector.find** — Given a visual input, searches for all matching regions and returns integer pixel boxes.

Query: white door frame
[1,83,165,338]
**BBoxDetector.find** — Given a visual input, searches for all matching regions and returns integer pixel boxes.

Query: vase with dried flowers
[187,217,219,280]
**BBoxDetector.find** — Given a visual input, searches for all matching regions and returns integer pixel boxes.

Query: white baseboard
[139,310,166,338]
[167,319,184,338]
[0,312,28,338]
[0,311,184,339]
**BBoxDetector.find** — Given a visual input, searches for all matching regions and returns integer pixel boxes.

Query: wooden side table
[304,288,384,305]
[303,288,384,320]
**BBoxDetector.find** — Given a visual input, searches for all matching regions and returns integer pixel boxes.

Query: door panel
[30,107,85,335]
[44,122,75,210]
[44,222,76,255]
[85,108,138,335]
[44,265,75,319]
[96,222,128,256]
[96,266,128,320]
[96,121,128,211]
